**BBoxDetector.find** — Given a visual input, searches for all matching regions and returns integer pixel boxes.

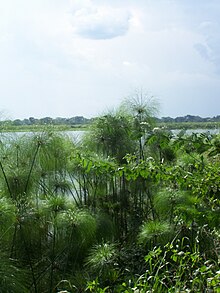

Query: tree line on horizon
[1,114,220,127]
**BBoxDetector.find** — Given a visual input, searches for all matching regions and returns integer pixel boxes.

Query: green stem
[24,142,41,194]
[0,160,12,197]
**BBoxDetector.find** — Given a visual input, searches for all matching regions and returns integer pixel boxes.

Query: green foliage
[146,127,176,163]
[0,196,16,244]
[0,251,29,292]
[86,278,109,292]
[132,236,220,292]
[0,114,220,292]
[86,242,117,273]
[83,111,135,163]
[138,220,172,245]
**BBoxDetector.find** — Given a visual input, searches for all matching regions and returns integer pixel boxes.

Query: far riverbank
[0,121,220,134]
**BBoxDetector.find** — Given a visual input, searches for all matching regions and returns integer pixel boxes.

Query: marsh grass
[0,117,220,292]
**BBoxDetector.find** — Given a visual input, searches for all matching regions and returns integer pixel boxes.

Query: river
[0,128,219,142]
[171,128,220,136]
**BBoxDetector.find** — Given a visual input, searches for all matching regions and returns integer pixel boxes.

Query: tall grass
[0,117,220,291]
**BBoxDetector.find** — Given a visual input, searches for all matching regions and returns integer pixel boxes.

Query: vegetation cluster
[1,114,220,133]
[158,114,220,123]
[0,97,220,292]
[0,116,90,132]
[3,116,90,127]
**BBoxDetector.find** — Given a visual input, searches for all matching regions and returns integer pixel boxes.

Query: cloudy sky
[0,0,220,119]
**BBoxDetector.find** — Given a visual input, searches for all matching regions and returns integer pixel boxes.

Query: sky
[0,0,220,119]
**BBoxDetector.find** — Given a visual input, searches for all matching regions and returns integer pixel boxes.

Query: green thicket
[0,98,220,292]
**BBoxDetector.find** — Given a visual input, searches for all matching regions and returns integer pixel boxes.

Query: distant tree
[23,119,30,125]
[53,117,66,125]
[74,116,86,124]
[29,117,36,125]
[13,119,23,126]
[39,117,53,125]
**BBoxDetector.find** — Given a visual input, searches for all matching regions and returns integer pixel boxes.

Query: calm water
[171,128,220,136]
[0,130,85,142]
[0,129,219,142]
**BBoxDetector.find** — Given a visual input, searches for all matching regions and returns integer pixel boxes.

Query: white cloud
[194,43,211,61]
[0,0,220,119]
[71,5,131,39]
[197,24,220,75]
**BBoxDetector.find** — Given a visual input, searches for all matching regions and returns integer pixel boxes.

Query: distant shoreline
[157,121,220,130]
[0,121,219,133]
[0,124,89,133]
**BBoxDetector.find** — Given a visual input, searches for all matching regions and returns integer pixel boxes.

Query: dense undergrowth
[0,101,220,292]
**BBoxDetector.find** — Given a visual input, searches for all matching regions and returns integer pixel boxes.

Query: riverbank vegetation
[158,120,220,130]
[0,98,220,292]
[0,113,220,133]
[1,120,220,133]
[0,123,88,133]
